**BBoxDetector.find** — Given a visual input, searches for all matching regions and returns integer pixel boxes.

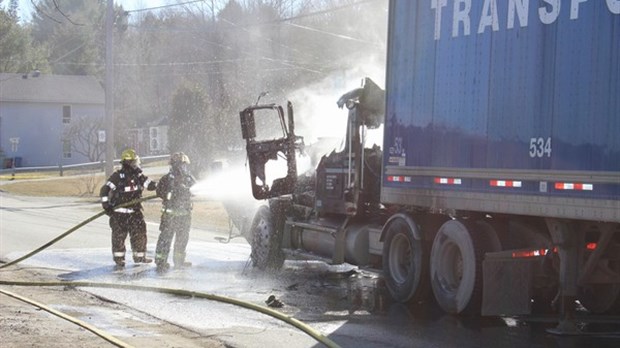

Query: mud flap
[482,255,536,316]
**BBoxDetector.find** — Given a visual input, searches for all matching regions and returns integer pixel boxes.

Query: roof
[0,73,104,104]
[148,115,169,127]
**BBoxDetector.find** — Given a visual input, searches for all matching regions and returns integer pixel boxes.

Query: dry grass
[0,172,106,197]
[0,171,232,232]
[142,199,232,233]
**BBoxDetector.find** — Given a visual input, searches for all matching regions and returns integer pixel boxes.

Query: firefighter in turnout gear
[100,149,157,269]
[155,152,196,273]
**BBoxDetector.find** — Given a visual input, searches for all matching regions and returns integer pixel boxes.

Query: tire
[578,224,620,314]
[382,215,429,303]
[430,220,489,315]
[250,205,284,270]
[579,280,620,314]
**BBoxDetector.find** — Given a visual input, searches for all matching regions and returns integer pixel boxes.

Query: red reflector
[490,180,522,188]
[554,182,593,190]
[387,176,411,183]
[434,177,462,185]
[512,249,548,258]
[513,244,596,258]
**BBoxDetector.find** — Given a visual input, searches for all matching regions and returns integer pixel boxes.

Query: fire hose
[0,195,158,270]
[0,287,135,348]
[0,195,342,348]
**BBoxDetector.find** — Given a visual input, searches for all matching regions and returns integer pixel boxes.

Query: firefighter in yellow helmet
[154,152,197,272]
[99,148,157,270]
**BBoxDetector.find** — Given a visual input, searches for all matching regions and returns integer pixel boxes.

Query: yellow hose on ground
[0,194,342,347]
[0,288,134,348]
[0,280,341,348]
[0,195,158,270]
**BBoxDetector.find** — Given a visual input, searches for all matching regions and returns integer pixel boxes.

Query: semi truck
[237,0,619,331]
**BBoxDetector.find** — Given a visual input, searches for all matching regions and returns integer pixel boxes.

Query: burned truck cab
[239,78,386,270]
[239,78,384,216]
[239,102,303,200]
[315,78,385,218]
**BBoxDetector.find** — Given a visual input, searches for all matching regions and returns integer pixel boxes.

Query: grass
[0,172,55,180]
[0,169,233,233]
[0,171,106,196]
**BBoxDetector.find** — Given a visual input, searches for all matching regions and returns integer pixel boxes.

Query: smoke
[288,53,386,147]
[191,163,249,201]
[190,163,260,238]
[188,29,387,234]
[284,52,386,171]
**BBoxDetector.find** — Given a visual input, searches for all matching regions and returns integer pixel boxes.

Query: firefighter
[100,148,157,270]
[154,152,196,272]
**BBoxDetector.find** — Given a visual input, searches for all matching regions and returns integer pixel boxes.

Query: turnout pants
[109,211,148,264]
[155,213,191,266]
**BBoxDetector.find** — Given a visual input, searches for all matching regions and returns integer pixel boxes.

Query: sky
[8,0,171,22]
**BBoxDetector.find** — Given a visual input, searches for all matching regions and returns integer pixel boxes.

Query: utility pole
[104,0,115,177]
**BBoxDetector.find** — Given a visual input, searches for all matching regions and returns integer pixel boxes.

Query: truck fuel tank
[288,220,382,266]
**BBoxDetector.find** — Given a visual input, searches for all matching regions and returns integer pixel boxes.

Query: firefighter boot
[134,257,153,264]
[175,261,192,269]
[114,259,125,271]
[156,262,170,274]
[173,251,190,269]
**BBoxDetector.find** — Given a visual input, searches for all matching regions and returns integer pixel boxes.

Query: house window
[63,105,71,124]
[9,137,20,152]
[62,140,72,158]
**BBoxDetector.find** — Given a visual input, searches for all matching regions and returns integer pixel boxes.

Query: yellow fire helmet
[170,152,190,165]
[121,148,138,161]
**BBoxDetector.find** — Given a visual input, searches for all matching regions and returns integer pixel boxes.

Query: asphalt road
[1,192,620,348]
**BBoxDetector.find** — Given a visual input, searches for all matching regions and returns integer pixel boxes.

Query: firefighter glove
[102,203,114,216]
[147,181,157,191]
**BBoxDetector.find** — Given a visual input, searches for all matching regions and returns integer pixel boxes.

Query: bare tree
[64,116,105,162]
[111,0,386,164]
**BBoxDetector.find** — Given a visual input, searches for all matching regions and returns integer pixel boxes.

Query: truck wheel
[578,254,620,314]
[382,215,429,303]
[578,224,620,314]
[579,282,620,314]
[250,205,284,270]
[430,220,489,315]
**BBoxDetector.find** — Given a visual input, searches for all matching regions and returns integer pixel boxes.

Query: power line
[20,0,383,77]
[277,0,380,24]
[52,0,84,26]
[125,0,207,13]
[285,22,382,46]
[124,0,381,22]
[30,0,62,24]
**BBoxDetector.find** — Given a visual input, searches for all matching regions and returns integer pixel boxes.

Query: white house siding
[1,102,104,167]
[0,74,105,168]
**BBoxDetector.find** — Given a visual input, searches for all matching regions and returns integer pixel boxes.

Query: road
[1,192,619,348]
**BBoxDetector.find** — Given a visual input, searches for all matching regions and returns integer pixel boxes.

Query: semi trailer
[237,0,619,331]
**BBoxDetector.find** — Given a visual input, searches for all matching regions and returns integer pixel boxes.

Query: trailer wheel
[250,205,284,270]
[575,223,620,314]
[430,220,489,315]
[382,216,429,303]
[579,281,620,314]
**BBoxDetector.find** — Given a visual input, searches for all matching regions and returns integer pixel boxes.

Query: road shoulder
[0,265,226,348]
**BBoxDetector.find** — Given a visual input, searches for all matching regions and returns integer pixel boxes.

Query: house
[0,73,105,168]
[148,122,169,155]
[125,117,169,157]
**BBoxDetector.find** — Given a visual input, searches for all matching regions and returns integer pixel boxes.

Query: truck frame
[237,0,619,333]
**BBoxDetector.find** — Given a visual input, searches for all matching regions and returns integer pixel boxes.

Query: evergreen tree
[0,5,48,73]
[30,0,106,76]
[169,82,213,176]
